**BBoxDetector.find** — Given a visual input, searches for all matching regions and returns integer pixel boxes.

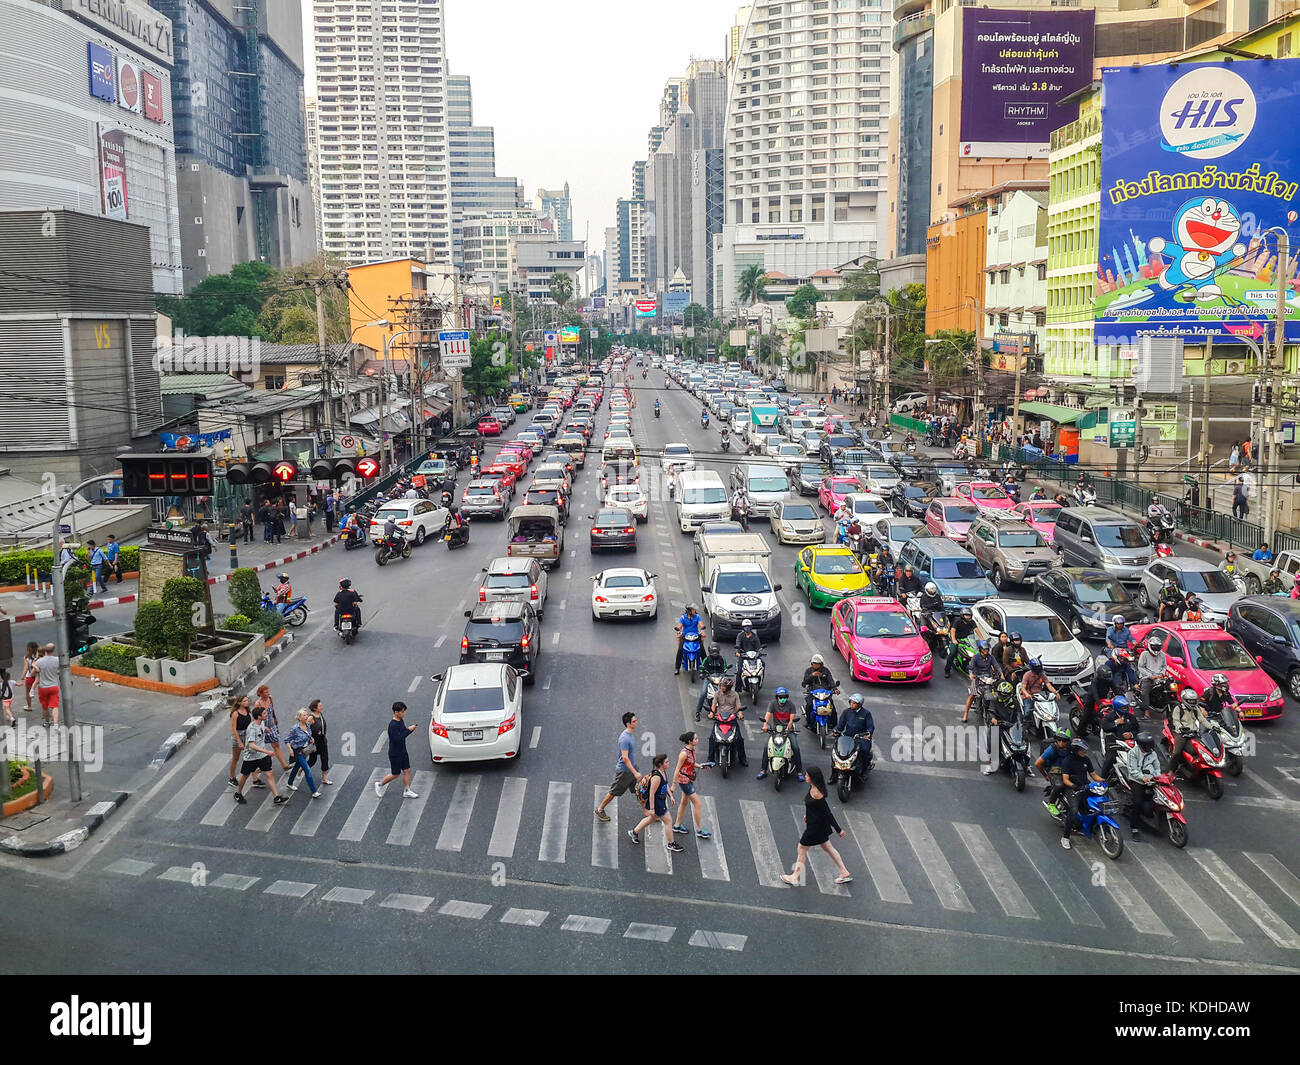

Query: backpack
[636,768,663,806]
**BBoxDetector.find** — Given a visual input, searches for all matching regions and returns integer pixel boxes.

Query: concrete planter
[212,630,265,687]
[158,654,215,688]
[134,656,163,682]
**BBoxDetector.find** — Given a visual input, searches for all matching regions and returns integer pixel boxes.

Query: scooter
[765,720,799,792]
[701,412,710,429]
[1109,742,1188,848]
[739,650,765,706]
[1206,702,1246,777]
[922,608,951,659]
[667,476,677,500]
[443,515,470,549]
[1221,563,1248,595]
[336,602,362,645]
[1160,718,1226,799]
[696,668,734,722]
[991,711,1032,791]
[806,686,838,750]
[654,404,661,419]
[1045,779,1124,859]
[680,632,704,682]
[374,531,412,566]
[1146,511,1175,555]
[720,433,731,453]
[867,553,895,596]
[1028,688,1065,741]
[1073,483,1098,506]
[830,730,873,803]
[732,500,751,532]
[710,705,743,779]
[341,524,369,551]
[260,591,308,628]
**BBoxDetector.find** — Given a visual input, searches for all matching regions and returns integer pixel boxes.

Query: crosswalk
[155,752,1300,950]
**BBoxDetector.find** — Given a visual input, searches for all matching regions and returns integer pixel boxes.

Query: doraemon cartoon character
[1149,197,1246,302]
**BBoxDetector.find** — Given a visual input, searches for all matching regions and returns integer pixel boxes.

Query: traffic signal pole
[49,474,118,804]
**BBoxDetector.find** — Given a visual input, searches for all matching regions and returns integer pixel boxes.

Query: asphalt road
[3,371,1299,975]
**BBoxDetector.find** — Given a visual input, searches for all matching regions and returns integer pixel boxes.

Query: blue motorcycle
[807,686,837,750]
[260,591,308,628]
[681,632,704,681]
[1047,779,1124,859]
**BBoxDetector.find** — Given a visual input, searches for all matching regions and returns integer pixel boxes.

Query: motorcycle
[806,686,838,750]
[720,433,731,452]
[1045,779,1124,859]
[680,632,704,681]
[952,440,972,460]
[1146,510,1175,551]
[925,431,942,448]
[667,476,677,500]
[443,515,470,549]
[1109,740,1188,848]
[1160,718,1226,799]
[830,730,873,803]
[989,709,1031,791]
[374,531,412,566]
[336,602,362,645]
[341,523,369,551]
[731,500,751,532]
[867,553,895,596]
[701,412,710,429]
[710,705,743,779]
[739,650,765,705]
[696,668,733,722]
[1073,484,1098,506]
[948,634,975,677]
[972,674,997,720]
[765,720,799,792]
[653,404,661,419]
[1001,481,1021,505]
[922,608,951,659]
[1221,564,1248,595]
[260,591,308,628]
[1206,702,1246,778]
[1028,688,1065,741]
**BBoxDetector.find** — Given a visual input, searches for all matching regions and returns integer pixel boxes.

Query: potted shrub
[158,577,214,686]
[132,600,168,680]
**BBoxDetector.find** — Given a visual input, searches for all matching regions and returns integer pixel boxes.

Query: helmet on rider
[720,677,733,690]
[1179,687,1199,707]
[1009,631,1023,645]
[962,605,973,617]
[1028,657,1043,672]
[1225,550,1237,563]
[774,687,789,702]
[1070,737,1089,752]
[1113,648,1132,665]
[685,603,697,614]
[848,693,865,708]
[277,572,289,583]
[1112,614,1125,626]
[1212,673,1230,691]
[924,581,938,597]
[1164,578,1178,590]
[995,680,1015,701]
[1052,731,1070,745]
[741,619,753,629]
[1137,732,1156,752]
[904,564,914,573]
[1111,695,1130,711]
[976,640,990,652]
[708,643,720,657]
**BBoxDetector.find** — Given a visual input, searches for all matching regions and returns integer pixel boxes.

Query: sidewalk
[3,528,341,624]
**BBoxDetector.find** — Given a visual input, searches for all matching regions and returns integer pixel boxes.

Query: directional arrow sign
[439,330,471,359]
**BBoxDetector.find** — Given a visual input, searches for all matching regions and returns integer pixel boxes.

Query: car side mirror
[431,673,443,682]
[1274,634,1288,645]
[773,583,783,592]
[463,610,471,618]
[481,567,488,573]
[1081,533,1093,543]
[1166,656,1184,667]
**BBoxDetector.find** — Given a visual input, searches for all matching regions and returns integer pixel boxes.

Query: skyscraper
[312,0,452,264]
[536,185,573,243]
[449,73,525,266]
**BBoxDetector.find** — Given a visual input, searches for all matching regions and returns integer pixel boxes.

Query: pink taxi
[818,475,864,514]
[955,481,1017,513]
[830,595,934,684]
[1130,621,1284,722]
[1015,500,1063,545]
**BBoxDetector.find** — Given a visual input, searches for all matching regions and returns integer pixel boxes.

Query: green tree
[786,283,821,320]
[925,329,977,399]
[257,302,317,344]
[549,273,573,313]
[463,329,511,399]
[836,261,881,302]
[682,302,709,327]
[157,260,276,337]
[737,264,767,306]
[256,255,351,343]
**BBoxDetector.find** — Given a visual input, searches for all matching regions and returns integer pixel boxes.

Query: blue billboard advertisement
[1096,59,1300,345]
[88,42,116,102]
[661,291,690,316]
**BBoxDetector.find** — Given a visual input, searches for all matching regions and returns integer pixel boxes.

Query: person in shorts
[594,712,638,821]
[671,731,712,839]
[375,701,419,799]
[22,642,40,712]
[232,706,287,804]
[34,644,61,726]
[227,693,253,788]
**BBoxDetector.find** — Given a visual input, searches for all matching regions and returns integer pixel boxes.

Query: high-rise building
[460,209,546,289]
[448,73,525,266]
[536,185,573,243]
[151,0,315,289]
[616,198,647,294]
[716,0,888,314]
[313,0,452,265]
[660,77,686,127]
[509,233,587,303]
[631,161,647,202]
[604,225,620,296]
[306,97,324,253]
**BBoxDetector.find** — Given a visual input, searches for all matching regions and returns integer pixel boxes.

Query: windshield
[715,572,773,594]
[852,499,888,514]
[971,485,1008,500]
[1095,524,1149,548]
[943,505,980,523]
[799,464,824,480]
[595,510,630,525]
[998,531,1046,548]
[932,558,984,579]
[1188,638,1256,671]
[1181,569,1237,593]
[782,505,818,521]
[375,506,410,520]
[868,466,895,481]
[467,618,524,640]
[813,553,863,575]
[465,486,498,497]
[855,612,917,638]
[683,486,727,504]
[485,574,530,589]
[888,525,918,543]
[1028,507,1059,525]
[442,685,507,714]
[1005,615,1072,642]
[825,435,854,448]
[1072,577,1129,604]
[604,575,646,589]
[749,475,789,493]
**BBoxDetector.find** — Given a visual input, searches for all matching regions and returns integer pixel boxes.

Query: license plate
[461,729,483,741]
[1242,706,1263,717]
[890,671,907,680]
[484,650,507,660]
[341,622,353,631]
[616,610,633,616]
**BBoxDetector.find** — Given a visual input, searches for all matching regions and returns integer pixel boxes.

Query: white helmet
[924,582,938,597]
[811,653,824,665]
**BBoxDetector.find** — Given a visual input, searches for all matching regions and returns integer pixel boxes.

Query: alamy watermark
[1,722,104,773]
[153,329,260,376]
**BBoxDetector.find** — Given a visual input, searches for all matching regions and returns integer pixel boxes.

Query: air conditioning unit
[1222,358,1248,376]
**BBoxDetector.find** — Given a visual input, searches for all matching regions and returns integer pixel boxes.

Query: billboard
[98,125,128,220]
[142,70,164,122]
[88,42,115,102]
[959,9,1094,157]
[590,296,606,309]
[559,326,581,344]
[635,299,657,317]
[1095,60,1300,345]
[662,291,690,316]
[117,56,142,113]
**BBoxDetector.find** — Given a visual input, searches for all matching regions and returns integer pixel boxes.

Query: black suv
[890,480,937,519]
[1226,596,1300,701]
[460,600,540,684]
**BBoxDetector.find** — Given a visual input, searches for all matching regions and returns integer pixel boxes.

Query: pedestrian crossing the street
[149,759,1300,952]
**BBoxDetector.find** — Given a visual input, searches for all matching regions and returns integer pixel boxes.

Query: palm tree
[737,264,767,307]
[548,272,573,313]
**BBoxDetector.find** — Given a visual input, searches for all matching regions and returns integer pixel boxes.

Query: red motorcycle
[1160,718,1225,800]
[1108,737,1188,847]
[709,706,744,779]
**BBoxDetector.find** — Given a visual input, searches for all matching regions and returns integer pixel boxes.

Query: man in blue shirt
[1253,543,1274,562]
[87,539,108,593]
[595,712,639,821]
[673,604,707,675]
[1105,616,1134,659]
[836,693,875,769]
[104,534,122,584]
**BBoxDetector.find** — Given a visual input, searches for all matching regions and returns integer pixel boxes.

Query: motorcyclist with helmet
[706,676,748,767]
[1263,568,1286,595]
[1105,615,1134,659]
[1000,631,1030,678]
[1146,495,1172,543]
[1017,657,1057,718]
[332,578,362,631]
[963,640,1002,723]
[695,643,730,720]
[1201,672,1235,727]
[944,605,977,679]
[1099,693,1140,778]
[1058,738,1104,850]
[1120,732,1163,838]
[801,653,840,728]
[834,693,875,774]
[1180,594,1203,622]
[1156,577,1185,622]
[1035,730,1071,797]
[653,399,661,418]
[757,687,804,782]
[981,679,1023,776]
[896,563,925,598]
[272,572,294,615]
[1136,637,1168,719]
[918,581,945,617]
[1168,686,1212,777]
[673,603,707,675]
[1083,649,1135,737]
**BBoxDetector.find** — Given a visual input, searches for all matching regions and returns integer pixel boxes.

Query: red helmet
[1113,649,1132,665]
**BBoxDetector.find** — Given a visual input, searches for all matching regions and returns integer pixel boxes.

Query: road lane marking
[739,799,785,888]
[200,786,240,827]
[386,770,435,846]
[370,731,386,755]
[559,599,566,610]
[696,796,729,881]
[841,810,910,904]
[105,858,154,877]
[246,780,296,831]
[380,893,435,913]
[337,768,386,841]
[1073,849,1169,936]
[566,571,572,580]
[1192,849,1300,949]
[290,764,353,837]
[953,822,1037,920]
[1244,768,1286,800]
[500,908,549,927]
[157,866,198,884]
[529,727,541,748]
[542,676,552,690]
[264,880,315,898]
[689,930,747,951]
[625,922,675,942]
[793,807,850,896]
[1009,829,1103,927]
[1131,849,1240,944]
[551,631,560,645]
[210,874,259,891]
[157,753,228,821]
[439,899,491,919]
[644,821,673,875]
[455,600,465,613]
[538,781,571,863]
[435,774,480,852]
[408,675,421,693]
[321,886,374,905]
[591,784,618,869]
[487,778,527,858]
[561,914,610,934]
[897,816,972,912]
[434,635,446,648]
[1245,852,1300,910]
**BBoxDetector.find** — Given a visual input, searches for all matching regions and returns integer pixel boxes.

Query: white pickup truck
[696,531,783,641]
[1232,549,1300,594]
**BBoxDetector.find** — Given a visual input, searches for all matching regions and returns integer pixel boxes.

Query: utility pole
[315,287,333,443]
[1200,334,1213,512]
[882,310,892,414]
[1264,231,1290,547]
[451,270,464,430]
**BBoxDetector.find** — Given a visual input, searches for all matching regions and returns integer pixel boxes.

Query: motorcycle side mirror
[1256,654,1265,664]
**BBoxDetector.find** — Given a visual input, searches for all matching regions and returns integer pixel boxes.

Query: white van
[677,470,730,532]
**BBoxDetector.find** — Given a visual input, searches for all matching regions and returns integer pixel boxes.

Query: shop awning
[1017,401,1095,427]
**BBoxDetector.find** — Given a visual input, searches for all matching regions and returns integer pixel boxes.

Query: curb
[147,632,295,769]
[0,790,128,857]
[7,535,340,623]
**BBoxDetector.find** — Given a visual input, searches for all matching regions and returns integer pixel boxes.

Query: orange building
[346,257,430,356]
[925,205,986,336]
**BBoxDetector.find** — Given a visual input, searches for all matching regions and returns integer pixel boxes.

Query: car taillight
[641,593,655,602]
[478,587,487,602]
[594,595,609,603]
[520,633,530,650]
[400,519,412,526]
[593,528,603,535]
[460,636,469,652]
[529,584,538,600]
[625,526,635,534]
[431,722,449,739]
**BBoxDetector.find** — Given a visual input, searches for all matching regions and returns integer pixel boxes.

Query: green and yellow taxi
[794,545,871,609]
[509,392,531,412]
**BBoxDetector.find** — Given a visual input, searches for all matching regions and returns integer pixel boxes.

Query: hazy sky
[303,0,743,258]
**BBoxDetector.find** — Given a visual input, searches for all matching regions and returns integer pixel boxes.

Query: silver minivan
[730,462,790,516]
[1053,506,1152,583]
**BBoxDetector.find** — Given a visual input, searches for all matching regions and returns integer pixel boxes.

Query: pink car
[1130,622,1284,722]
[831,596,934,684]
[1015,501,1062,545]
[955,481,1016,512]
[818,475,863,514]
[925,497,981,544]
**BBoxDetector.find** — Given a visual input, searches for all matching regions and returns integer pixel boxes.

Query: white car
[773,442,806,469]
[841,492,891,519]
[769,500,826,545]
[605,483,649,523]
[892,391,928,414]
[862,464,901,494]
[369,498,449,546]
[971,598,1096,686]
[591,567,659,620]
[429,663,524,763]
[661,442,695,473]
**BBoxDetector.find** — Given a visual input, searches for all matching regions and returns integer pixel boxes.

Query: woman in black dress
[781,766,852,886]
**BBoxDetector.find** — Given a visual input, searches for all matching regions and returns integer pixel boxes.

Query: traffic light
[227,460,298,485]
[119,453,213,497]
[66,608,97,656]
[309,456,382,483]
